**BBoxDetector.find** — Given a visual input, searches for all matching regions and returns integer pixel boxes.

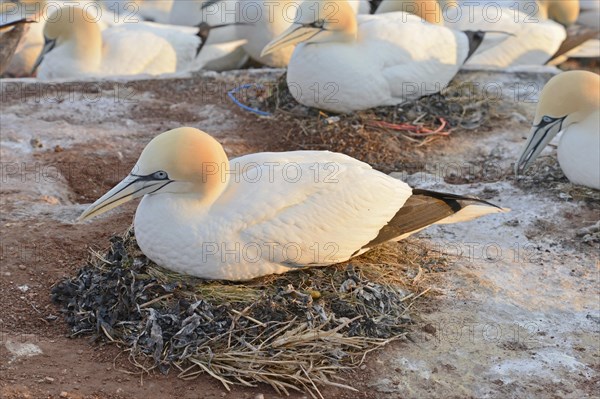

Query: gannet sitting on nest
[235,0,370,67]
[516,71,600,190]
[377,0,580,67]
[260,0,486,113]
[3,0,133,77]
[33,6,243,79]
[33,6,175,78]
[78,127,509,281]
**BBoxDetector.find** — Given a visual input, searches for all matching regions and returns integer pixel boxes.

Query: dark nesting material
[52,230,436,398]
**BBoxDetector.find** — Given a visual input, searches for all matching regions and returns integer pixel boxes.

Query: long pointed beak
[77,174,172,222]
[515,118,564,175]
[261,24,322,57]
[31,37,56,74]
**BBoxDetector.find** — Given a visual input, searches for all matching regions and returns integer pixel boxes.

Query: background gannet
[78,127,508,281]
[32,6,244,79]
[377,0,579,67]
[236,0,370,67]
[2,0,133,77]
[261,0,485,113]
[235,0,300,67]
[549,0,600,64]
[516,71,600,190]
[33,6,177,79]
[115,20,249,71]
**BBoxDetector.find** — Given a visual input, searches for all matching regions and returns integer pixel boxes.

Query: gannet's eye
[153,171,169,180]
[542,116,553,123]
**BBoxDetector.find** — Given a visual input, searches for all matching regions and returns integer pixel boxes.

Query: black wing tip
[462,30,486,61]
[411,188,503,210]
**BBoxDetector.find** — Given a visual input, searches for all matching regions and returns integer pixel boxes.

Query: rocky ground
[1,68,598,398]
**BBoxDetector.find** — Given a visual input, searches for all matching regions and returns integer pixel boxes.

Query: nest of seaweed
[52,229,439,398]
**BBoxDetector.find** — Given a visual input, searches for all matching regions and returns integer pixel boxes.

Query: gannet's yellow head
[515,70,600,174]
[32,5,101,73]
[539,0,580,26]
[261,0,357,57]
[43,6,101,43]
[78,128,230,222]
[375,0,444,25]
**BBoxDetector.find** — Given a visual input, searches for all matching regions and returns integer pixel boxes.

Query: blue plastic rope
[227,84,272,117]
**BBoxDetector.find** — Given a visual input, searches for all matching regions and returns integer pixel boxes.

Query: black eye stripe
[131,171,170,181]
[534,115,566,128]
[303,19,325,29]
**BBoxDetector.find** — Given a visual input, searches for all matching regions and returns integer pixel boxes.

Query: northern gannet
[118,20,249,70]
[550,0,600,63]
[377,0,579,67]
[32,6,176,78]
[2,0,131,77]
[78,127,508,281]
[515,71,600,190]
[260,0,485,113]
[32,6,244,79]
[236,0,370,67]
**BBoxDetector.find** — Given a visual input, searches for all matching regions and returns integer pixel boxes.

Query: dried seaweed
[52,230,438,398]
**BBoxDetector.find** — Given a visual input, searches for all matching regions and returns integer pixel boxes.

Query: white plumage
[263,0,477,113]
[556,110,600,189]
[78,127,508,281]
[516,71,600,190]
[114,21,247,72]
[35,5,246,79]
[134,151,412,280]
[446,14,566,67]
[36,14,177,79]
[376,0,573,68]
[236,0,370,67]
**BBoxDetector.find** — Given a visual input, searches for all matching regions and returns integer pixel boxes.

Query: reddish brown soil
[0,75,402,399]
